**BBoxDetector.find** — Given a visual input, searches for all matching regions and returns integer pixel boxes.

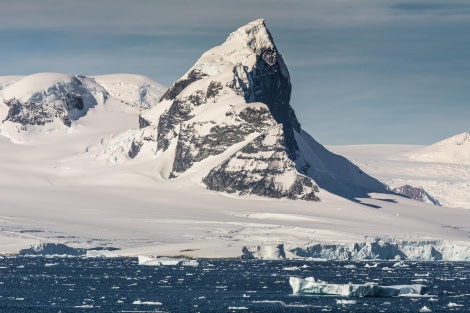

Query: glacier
[289,277,427,297]
[289,239,470,261]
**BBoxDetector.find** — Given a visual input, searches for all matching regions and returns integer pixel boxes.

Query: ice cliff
[289,277,427,297]
[290,239,470,261]
[241,244,286,260]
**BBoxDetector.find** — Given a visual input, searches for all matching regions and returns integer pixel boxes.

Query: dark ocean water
[0,256,469,312]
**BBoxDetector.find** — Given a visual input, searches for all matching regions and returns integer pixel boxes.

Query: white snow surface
[327,137,470,209]
[94,74,166,110]
[407,132,470,165]
[1,104,470,258]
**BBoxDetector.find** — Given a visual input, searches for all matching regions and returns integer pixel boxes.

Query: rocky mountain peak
[225,19,275,53]
[114,20,388,201]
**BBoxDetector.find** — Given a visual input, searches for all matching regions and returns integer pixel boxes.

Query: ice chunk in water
[138,255,199,266]
[289,277,427,297]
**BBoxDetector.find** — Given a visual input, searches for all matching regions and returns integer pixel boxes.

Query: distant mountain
[94,74,167,110]
[328,133,470,209]
[407,132,470,165]
[103,19,387,201]
[0,73,165,139]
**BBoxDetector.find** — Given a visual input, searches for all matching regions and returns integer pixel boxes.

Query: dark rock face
[64,93,84,110]
[156,99,194,152]
[139,115,151,129]
[206,81,223,99]
[227,48,300,159]
[4,98,71,128]
[19,243,86,256]
[202,127,319,201]
[128,140,143,159]
[246,49,300,159]
[392,185,441,205]
[159,69,208,102]
[171,106,277,175]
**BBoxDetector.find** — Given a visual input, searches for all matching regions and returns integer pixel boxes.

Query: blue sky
[1,0,469,145]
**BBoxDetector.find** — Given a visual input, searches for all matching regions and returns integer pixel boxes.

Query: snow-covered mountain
[407,132,470,165]
[101,19,387,201]
[328,133,470,209]
[0,72,165,142]
[94,74,167,110]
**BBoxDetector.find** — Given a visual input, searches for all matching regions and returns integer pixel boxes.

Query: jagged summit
[107,19,388,202]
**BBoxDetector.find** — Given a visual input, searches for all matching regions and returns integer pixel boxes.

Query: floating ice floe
[419,305,432,312]
[289,277,427,297]
[138,255,199,266]
[336,299,357,305]
[86,249,120,258]
[132,300,163,305]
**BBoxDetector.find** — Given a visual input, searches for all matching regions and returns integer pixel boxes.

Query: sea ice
[86,250,120,258]
[132,300,163,305]
[336,299,357,305]
[138,255,199,266]
[289,277,427,297]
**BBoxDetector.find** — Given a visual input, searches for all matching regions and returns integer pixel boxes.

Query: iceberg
[86,249,120,258]
[241,244,286,260]
[289,277,427,297]
[138,255,199,267]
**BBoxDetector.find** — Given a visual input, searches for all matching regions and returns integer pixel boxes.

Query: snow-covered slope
[0,75,23,90]
[407,132,470,165]
[100,19,387,201]
[94,74,166,110]
[328,134,470,209]
[0,73,165,142]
